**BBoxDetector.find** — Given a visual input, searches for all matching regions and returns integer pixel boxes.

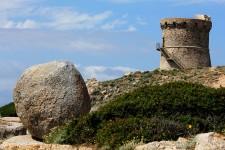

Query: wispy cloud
[100,0,225,5]
[69,40,113,52]
[0,0,32,11]
[168,0,225,5]
[0,19,38,29]
[0,0,40,29]
[136,17,148,26]
[0,28,153,53]
[81,65,138,80]
[0,29,117,52]
[101,18,127,31]
[0,0,141,31]
[0,7,113,30]
[42,9,112,30]
[100,0,147,4]
[124,25,137,32]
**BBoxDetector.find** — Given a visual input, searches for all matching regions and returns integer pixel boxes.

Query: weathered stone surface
[135,141,177,150]
[135,132,225,150]
[0,117,26,140]
[0,135,96,150]
[195,132,225,150]
[13,61,91,139]
[0,117,21,123]
[135,137,188,150]
[159,17,212,70]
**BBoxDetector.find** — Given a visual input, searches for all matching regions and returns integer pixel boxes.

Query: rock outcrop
[0,117,26,140]
[2,132,224,150]
[0,135,96,150]
[195,132,225,150]
[13,61,91,139]
[86,67,225,111]
[135,138,189,150]
[135,132,225,150]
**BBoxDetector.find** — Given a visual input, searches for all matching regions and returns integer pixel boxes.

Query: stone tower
[157,15,212,70]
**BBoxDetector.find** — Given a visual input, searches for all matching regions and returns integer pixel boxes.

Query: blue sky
[0,0,225,106]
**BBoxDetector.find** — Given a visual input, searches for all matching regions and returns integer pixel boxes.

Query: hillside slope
[45,82,225,149]
[87,67,225,111]
[0,103,17,117]
[1,67,225,115]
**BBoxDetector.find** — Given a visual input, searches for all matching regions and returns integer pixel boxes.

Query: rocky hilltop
[1,66,225,150]
[87,67,225,111]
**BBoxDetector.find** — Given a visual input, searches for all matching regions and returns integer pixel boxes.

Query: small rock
[132,82,137,85]
[0,117,26,140]
[124,72,133,76]
[195,132,225,150]
[101,90,107,95]
[1,135,96,150]
[104,95,110,100]
[0,117,21,123]
[135,141,180,150]
[135,132,225,150]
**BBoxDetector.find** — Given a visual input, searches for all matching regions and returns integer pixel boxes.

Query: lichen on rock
[13,61,91,139]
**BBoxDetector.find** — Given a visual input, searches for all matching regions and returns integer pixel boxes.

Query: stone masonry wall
[159,18,212,70]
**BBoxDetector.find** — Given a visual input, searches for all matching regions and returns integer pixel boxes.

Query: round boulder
[13,61,91,139]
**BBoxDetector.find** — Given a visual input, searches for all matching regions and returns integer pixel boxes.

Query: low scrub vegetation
[44,82,225,149]
[0,102,17,117]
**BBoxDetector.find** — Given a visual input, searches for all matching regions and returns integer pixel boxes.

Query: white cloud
[81,65,138,81]
[125,25,137,32]
[45,9,112,30]
[136,17,148,26]
[0,20,14,29]
[16,20,38,29]
[102,0,146,4]
[69,40,113,52]
[168,0,225,5]
[0,28,154,54]
[101,19,127,30]
[0,29,116,52]
[0,0,114,30]
[0,1,137,31]
[101,0,225,5]
[0,0,39,19]
[0,19,38,29]
[0,0,40,29]
[0,6,114,30]
[0,0,31,11]
[111,66,138,72]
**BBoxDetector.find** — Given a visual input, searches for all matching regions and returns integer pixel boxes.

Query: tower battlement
[160,18,212,32]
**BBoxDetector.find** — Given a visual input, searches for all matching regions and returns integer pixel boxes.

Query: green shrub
[44,82,225,149]
[45,114,102,144]
[96,117,188,149]
[0,102,17,117]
